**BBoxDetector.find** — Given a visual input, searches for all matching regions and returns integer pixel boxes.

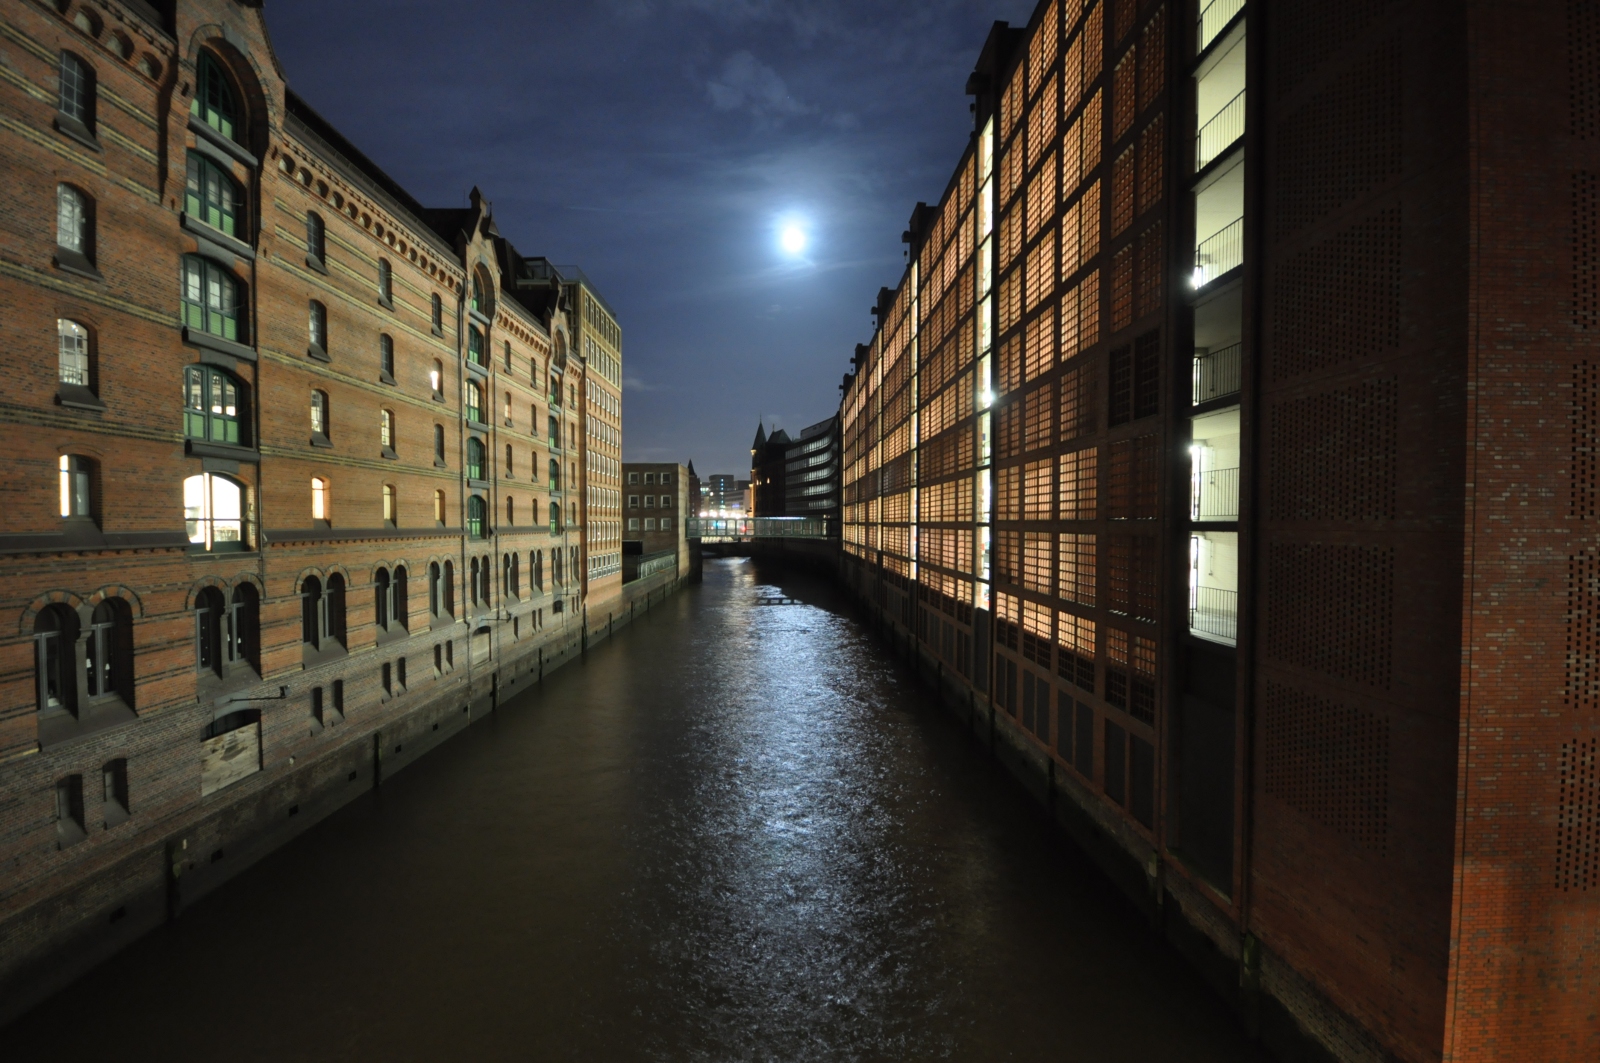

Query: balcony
[1198,0,1244,54]
[1189,586,1238,645]
[1193,342,1242,405]
[1191,466,1240,522]
[1189,530,1238,647]
[1194,218,1242,288]
[1196,89,1244,170]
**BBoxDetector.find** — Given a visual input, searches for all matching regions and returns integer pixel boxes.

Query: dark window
[305,212,325,263]
[181,255,243,341]
[380,334,394,379]
[467,437,486,479]
[467,326,485,366]
[468,495,487,539]
[479,554,491,603]
[34,604,79,715]
[397,657,406,689]
[184,365,242,444]
[332,679,344,716]
[374,567,391,630]
[505,444,514,476]
[470,274,485,313]
[195,586,225,676]
[185,156,241,238]
[443,560,455,616]
[434,424,445,463]
[1104,721,1127,805]
[379,259,393,304]
[56,775,86,848]
[102,758,129,825]
[429,561,441,617]
[57,183,91,258]
[85,600,129,703]
[325,574,346,646]
[549,459,561,489]
[301,576,322,647]
[431,293,443,332]
[309,300,327,354]
[469,558,479,606]
[191,52,240,141]
[229,584,259,669]
[382,661,392,696]
[549,501,561,533]
[58,52,94,127]
[59,455,95,520]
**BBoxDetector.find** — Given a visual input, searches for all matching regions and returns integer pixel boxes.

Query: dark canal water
[11,558,1267,1062]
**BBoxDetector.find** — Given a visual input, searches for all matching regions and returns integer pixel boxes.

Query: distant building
[782,417,840,526]
[704,474,746,515]
[623,463,688,581]
[750,422,790,516]
[686,461,702,524]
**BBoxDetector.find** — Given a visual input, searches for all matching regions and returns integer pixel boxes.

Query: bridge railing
[687,517,834,540]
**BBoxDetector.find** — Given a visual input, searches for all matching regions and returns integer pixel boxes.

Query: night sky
[268,0,1036,479]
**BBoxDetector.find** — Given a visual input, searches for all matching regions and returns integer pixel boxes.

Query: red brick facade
[0,0,628,1020]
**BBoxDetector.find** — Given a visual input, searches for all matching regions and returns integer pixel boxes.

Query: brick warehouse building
[838,0,1598,1060]
[0,0,631,1020]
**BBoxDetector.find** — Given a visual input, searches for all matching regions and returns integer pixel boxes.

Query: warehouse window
[467,325,485,367]
[465,381,483,423]
[59,455,95,520]
[468,495,486,539]
[305,212,325,265]
[57,52,94,132]
[380,334,395,381]
[56,184,92,265]
[180,256,244,341]
[310,390,329,442]
[308,300,327,357]
[195,587,225,676]
[183,365,242,445]
[228,584,259,671]
[184,157,240,239]
[191,51,240,141]
[311,476,329,522]
[434,489,446,525]
[466,437,485,480]
[378,259,393,306]
[183,473,245,551]
[58,319,91,388]
[34,605,79,715]
[431,293,443,334]
[382,484,396,526]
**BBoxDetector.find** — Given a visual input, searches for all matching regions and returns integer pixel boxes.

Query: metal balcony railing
[1196,90,1245,170]
[1198,0,1244,54]
[1193,342,1242,405]
[1193,218,1243,288]
[1190,466,1241,522]
[1189,585,1238,644]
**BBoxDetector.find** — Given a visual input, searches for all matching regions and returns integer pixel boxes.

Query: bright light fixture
[780,225,807,255]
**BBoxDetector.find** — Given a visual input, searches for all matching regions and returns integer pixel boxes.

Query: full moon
[780,225,808,254]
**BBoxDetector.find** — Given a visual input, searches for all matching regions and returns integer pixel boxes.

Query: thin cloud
[707,51,814,119]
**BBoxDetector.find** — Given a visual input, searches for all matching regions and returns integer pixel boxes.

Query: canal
[10,558,1267,1062]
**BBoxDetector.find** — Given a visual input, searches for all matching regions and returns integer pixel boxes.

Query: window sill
[376,624,410,647]
[181,213,255,262]
[381,447,397,460]
[307,345,330,363]
[434,459,447,469]
[182,327,257,363]
[467,420,489,433]
[57,384,105,412]
[186,439,260,463]
[468,307,492,327]
[306,255,329,276]
[102,801,130,831]
[379,371,396,386]
[378,296,394,311]
[188,115,257,167]
[432,325,444,338]
[468,478,490,490]
[432,392,445,404]
[38,697,137,751]
[301,641,348,669]
[54,248,102,281]
[465,361,488,380]
[310,434,333,448]
[55,112,101,152]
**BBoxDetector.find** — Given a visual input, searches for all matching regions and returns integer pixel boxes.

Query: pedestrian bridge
[686,517,833,542]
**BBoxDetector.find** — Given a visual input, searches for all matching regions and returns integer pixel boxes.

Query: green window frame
[181,255,243,341]
[190,52,240,142]
[465,381,483,423]
[468,496,486,539]
[466,437,485,480]
[185,155,241,238]
[184,364,242,444]
[467,325,485,366]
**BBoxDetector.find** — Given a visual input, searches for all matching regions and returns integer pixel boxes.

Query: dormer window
[191,52,240,142]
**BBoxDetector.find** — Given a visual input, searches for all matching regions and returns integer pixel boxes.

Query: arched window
[430,359,443,395]
[534,550,543,589]
[308,300,327,354]
[59,455,95,520]
[505,444,514,476]
[479,555,491,603]
[469,557,479,606]
[195,586,225,676]
[85,599,130,703]
[305,212,325,263]
[58,52,94,129]
[434,424,446,464]
[185,156,241,238]
[378,259,393,304]
[191,52,240,142]
[381,409,395,449]
[301,575,322,647]
[510,553,520,597]
[443,559,456,616]
[502,553,511,597]
[311,390,329,440]
[549,458,561,490]
[468,495,487,539]
[229,584,259,670]
[467,437,486,480]
[183,473,245,551]
[470,274,485,313]
[506,497,515,525]
[181,255,243,341]
[431,293,443,333]
[549,501,561,533]
[380,334,394,379]
[429,561,441,617]
[465,381,483,423]
[467,325,485,367]
[311,477,329,522]
[34,604,80,715]
[58,318,90,387]
[57,184,89,257]
[382,483,396,525]
[374,567,391,630]
[325,573,347,646]
[434,488,446,525]
[393,566,408,629]
[184,365,242,444]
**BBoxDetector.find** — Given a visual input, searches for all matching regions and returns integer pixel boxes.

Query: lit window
[465,381,483,423]
[184,473,245,550]
[58,455,93,518]
[311,476,329,521]
[430,359,443,394]
[183,365,242,444]
[185,156,239,238]
[180,255,242,340]
[381,409,394,448]
[434,489,446,524]
[57,319,89,386]
[310,390,328,438]
[309,300,327,351]
[191,52,240,141]
[57,184,87,253]
[383,484,396,524]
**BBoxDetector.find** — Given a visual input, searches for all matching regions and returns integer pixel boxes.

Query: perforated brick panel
[1262,681,1390,853]
[1263,543,1394,688]
[1572,361,1600,517]
[1271,0,1391,102]
[1271,41,1401,238]
[1556,738,1598,891]
[1565,548,1600,711]
[1571,1,1600,138]
[1268,377,1398,521]
[1573,175,1599,331]
[1270,208,1402,381]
